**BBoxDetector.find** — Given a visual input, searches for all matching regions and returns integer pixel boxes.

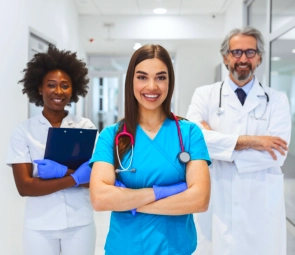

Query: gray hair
[220,26,265,57]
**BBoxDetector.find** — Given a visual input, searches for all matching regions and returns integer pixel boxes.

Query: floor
[94,211,110,255]
[93,210,295,255]
[283,153,295,255]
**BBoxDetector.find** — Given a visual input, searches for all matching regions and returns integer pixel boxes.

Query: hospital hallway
[1,0,295,254]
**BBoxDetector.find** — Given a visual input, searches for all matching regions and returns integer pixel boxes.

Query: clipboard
[44,127,98,170]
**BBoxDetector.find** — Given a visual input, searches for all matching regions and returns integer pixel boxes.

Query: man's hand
[236,135,288,160]
[201,120,288,160]
[201,121,212,130]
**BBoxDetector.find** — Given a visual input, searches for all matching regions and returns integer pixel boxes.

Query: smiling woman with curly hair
[20,44,89,106]
[6,45,97,255]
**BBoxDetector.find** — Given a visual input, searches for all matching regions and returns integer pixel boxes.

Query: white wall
[80,15,225,40]
[224,0,244,34]
[173,0,246,116]
[174,41,221,116]
[0,0,85,254]
[221,0,245,80]
[0,2,28,254]
[79,15,225,55]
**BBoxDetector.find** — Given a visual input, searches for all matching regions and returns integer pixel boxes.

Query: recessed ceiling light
[292,49,295,53]
[271,57,281,61]
[133,43,142,50]
[153,8,167,14]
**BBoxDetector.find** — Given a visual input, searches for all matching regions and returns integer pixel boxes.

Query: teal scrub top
[90,118,211,255]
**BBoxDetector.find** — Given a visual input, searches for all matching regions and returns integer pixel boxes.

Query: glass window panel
[270,27,295,229]
[271,0,295,32]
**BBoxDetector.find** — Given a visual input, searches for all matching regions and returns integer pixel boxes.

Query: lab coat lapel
[240,78,265,119]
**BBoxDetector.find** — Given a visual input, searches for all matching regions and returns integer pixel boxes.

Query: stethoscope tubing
[171,113,185,152]
[115,113,189,172]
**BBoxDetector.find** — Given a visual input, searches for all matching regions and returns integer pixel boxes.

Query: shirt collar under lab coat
[223,75,266,119]
[228,76,255,95]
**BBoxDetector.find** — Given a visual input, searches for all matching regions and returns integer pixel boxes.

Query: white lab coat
[186,76,291,255]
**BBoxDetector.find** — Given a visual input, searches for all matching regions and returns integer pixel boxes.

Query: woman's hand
[71,161,92,186]
[137,160,210,215]
[90,161,155,212]
[34,159,67,179]
[12,163,76,197]
[153,182,187,200]
[115,180,137,215]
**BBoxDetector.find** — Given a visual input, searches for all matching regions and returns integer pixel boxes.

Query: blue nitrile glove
[34,159,67,179]
[153,182,187,201]
[70,161,92,186]
[115,180,137,216]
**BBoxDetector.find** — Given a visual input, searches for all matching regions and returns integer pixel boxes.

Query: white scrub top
[6,113,96,231]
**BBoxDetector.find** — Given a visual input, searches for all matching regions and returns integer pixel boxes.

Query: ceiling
[74,0,231,16]
[76,0,228,56]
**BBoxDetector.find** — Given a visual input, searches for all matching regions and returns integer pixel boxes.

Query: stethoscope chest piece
[178,151,191,164]
[171,113,191,164]
[216,107,224,115]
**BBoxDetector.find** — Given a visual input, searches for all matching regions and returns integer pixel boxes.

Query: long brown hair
[114,44,175,169]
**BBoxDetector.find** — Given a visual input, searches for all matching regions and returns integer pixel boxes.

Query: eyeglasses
[228,49,258,59]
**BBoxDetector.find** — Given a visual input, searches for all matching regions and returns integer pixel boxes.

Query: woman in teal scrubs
[90,44,211,255]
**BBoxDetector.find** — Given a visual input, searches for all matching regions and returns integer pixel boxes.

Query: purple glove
[34,159,67,179]
[70,161,92,186]
[153,182,187,201]
[115,180,137,216]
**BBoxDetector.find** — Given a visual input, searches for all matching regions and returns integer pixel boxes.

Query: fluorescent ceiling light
[153,8,167,14]
[271,57,281,61]
[292,49,295,53]
[133,43,142,50]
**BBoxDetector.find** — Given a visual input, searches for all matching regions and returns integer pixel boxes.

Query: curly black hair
[19,45,89,106]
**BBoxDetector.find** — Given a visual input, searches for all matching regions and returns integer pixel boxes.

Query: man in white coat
[186,27,291,255]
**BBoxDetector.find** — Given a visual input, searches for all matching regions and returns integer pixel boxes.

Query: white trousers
[23,223,96,255]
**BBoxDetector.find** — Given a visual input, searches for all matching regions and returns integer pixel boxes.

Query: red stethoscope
[115,113,191,174]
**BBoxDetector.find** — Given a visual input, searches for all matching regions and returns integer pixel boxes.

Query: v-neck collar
[38,111,74,127]
[138,118,168,141]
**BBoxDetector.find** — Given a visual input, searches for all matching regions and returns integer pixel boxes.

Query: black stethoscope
[216,81,269,119]
[115,113,191,174]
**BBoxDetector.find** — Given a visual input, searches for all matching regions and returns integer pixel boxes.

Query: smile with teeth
[236,63,250,69]
[237,65,249,69]
[53,99,63,103]
[143,94,159,98]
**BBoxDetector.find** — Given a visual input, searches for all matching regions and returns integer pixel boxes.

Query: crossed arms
[187,86,291,173]
[90,159,210,215]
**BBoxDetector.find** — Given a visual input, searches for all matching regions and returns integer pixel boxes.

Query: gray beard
[232,69,253,81]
